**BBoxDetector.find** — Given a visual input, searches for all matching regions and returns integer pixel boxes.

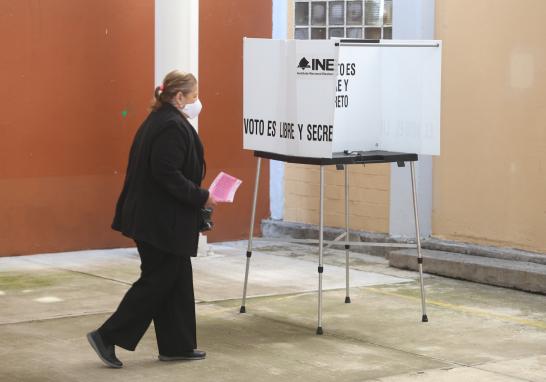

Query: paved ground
[0,240,545,381]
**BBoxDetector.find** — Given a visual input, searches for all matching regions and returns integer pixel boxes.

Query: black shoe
[86,330,123,368]
[158,350,207,361]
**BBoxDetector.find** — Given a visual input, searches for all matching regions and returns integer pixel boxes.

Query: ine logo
[297,57,335,75]
[297,57,311,70]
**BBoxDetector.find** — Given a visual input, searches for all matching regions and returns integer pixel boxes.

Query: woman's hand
[205,194,217,209]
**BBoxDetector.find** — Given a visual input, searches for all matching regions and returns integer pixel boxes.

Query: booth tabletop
[254,150,418,165]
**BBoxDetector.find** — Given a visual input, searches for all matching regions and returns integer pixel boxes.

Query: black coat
[112,103,209,256]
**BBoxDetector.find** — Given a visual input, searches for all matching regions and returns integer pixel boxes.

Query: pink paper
[209,172,242,203]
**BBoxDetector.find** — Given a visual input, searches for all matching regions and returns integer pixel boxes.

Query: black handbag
[199,208,214,232]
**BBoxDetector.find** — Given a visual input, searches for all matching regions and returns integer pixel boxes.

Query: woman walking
[87,70,216,368]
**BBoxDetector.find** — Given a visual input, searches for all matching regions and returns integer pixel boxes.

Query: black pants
[98,241,197,355]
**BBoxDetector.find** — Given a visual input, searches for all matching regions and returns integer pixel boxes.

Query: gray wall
[270,0,437,236]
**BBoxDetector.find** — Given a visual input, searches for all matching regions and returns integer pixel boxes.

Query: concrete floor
[0,240,545,381]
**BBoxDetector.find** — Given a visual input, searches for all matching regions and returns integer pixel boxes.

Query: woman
[87,70,216,368]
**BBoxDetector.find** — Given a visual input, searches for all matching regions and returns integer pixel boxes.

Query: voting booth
[240,38,442,334]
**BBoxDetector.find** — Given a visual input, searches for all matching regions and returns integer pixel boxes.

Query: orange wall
[199,0,272,242]
[433,0,546,252]
[0,1,154,256]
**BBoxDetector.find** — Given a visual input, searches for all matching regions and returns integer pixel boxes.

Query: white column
[389,0,435,238]
[270,0,288,220]
[155,0,199,128]
[155,0,199,82]
[156,0,207,254]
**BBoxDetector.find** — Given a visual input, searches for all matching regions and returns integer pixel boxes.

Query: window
[295,0,393,40]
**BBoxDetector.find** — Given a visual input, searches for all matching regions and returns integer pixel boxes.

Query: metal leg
[316,165,325,335]
[240,157,262,314]
[410,161,428,322]
[344,165,351,304]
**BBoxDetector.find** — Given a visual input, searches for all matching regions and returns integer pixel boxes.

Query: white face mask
[182,99,202,119]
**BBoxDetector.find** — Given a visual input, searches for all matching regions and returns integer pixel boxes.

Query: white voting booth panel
[241,38,441,333]
[243,39,337,158]
[243,38,442,157]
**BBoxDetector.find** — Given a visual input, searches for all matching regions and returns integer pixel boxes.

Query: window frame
[294,0,393,40]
